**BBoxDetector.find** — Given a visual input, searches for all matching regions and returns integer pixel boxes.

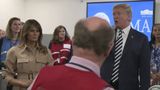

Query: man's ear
[104,42,114,57]
[128,14,132,22]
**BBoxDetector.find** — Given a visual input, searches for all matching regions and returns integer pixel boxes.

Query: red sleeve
[31,67,47,90]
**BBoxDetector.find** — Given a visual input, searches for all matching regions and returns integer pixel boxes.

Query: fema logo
[94,12,111,25]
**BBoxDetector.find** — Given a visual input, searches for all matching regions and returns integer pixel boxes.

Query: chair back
[149,85,160,90]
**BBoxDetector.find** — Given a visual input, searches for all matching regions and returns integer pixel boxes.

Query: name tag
[63,44,71,49]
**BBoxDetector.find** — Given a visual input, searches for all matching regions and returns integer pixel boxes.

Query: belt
[17,72,37,80]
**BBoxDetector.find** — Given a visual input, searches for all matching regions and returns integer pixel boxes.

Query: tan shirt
[3,44,52,90]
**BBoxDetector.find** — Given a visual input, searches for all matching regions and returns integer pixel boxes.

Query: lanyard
[69,62,93,72]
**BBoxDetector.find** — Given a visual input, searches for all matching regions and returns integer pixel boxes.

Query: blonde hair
[6,17,21,39]
[113,4,132,21]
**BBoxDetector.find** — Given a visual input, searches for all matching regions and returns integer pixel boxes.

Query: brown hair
[51,25,70,43]
[21,19,48,54]
[150,23,160,45]
[6,17,21,39]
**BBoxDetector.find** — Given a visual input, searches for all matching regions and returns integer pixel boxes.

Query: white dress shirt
[116,25,131,53]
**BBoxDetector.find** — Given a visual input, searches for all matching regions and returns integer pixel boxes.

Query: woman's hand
[20,80,33,88]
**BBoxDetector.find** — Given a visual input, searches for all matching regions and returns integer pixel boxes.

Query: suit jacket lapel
[122,28,134,58]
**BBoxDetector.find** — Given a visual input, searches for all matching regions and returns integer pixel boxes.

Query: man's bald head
[84,17,110,32]
[73,17,114,55]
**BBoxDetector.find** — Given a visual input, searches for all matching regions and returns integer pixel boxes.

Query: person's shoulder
[64,38,72,43]
[131,28,148,39]
[41,65,65,72]
[38,66,54,75]
[6,46,18,55]
[8,46,18,51]
[38,65,65,76]
[8,45,24,53]
[131,28,144,35]
[42,65,55,70]
[0,36,7,41]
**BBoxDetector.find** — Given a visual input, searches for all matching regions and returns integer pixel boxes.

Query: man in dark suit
[101,4,151,90]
